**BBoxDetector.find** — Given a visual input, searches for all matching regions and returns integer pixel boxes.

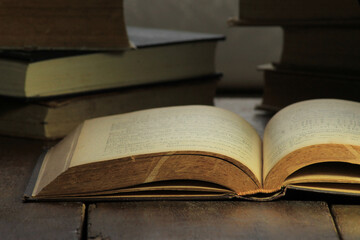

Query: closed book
[258,64,360,111]
[0,75,220,139]
[280,27,360,73]
[229,0,360,26]
[0,27,224,98]
[0,0,130,50]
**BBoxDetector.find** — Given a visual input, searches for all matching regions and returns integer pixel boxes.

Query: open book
[24,99,360,201]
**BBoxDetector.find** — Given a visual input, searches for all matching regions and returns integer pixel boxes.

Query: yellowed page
[286,174,360,185]
[26,42,215,97]
[288,184,360,195]
[70,105,262,181]
[33,124,83,195]
[283,162,360,185]
[263,99,360,178]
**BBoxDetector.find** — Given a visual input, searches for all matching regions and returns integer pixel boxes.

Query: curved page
[263,99,360,179]
[70,105,262,182]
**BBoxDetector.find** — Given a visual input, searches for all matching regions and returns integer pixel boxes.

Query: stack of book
[0,1,224,139]
[230,0,360,111]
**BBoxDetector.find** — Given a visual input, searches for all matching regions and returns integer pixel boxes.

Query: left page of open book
[69,105,263,182]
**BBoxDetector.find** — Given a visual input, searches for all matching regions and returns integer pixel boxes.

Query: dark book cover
[0,27,225,62]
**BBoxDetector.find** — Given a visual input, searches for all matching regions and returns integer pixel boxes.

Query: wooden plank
[0,136,84,240]
[88,201,338,239]
[331,205,360,240]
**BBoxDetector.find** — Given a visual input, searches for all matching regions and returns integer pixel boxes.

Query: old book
[229,0,360,26]
[24,99,360,201]
[0,0,129,50]
[280,27,360,73]
[258,64,360,111]
[0,27,223,98]
[0,75,219,140]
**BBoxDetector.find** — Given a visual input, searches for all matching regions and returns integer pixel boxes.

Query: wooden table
[1,97,359,239]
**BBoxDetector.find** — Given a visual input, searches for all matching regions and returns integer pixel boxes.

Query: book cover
[0,27,224,98]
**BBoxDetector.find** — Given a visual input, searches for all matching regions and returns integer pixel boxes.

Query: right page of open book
[263,99,360,179]
[69,105,262,182]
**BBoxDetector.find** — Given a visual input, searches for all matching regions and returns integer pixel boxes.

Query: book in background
[229,0,360,111]
[0,75,219,139]
[257,64,360,112]
[0,27,223,98]
[230,0,360,25]
[0,0,130,50]
[0,26,224,139]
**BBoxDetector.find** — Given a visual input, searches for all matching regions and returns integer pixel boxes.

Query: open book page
[33,125,83,195]
[263,99,360,179]
[283,162,360,185]
[70,105,262,181]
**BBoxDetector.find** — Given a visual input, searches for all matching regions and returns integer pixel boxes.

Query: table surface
[1,97,360,240]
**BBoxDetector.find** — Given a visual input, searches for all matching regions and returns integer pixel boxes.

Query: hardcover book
[258,64,360,112]
[229,0,360,26]
[24,99,360,201]
[0,75,219,139]
[0,27,224,98]
[0,0,130,49]
[280,27,360,73]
